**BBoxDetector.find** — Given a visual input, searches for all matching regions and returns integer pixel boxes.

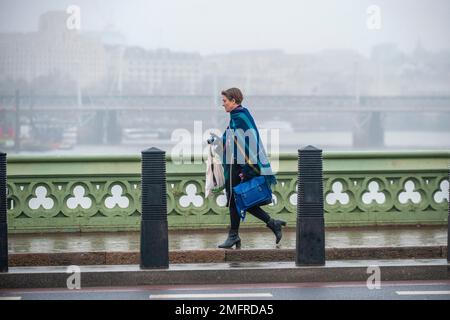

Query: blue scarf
[221,105,277,189]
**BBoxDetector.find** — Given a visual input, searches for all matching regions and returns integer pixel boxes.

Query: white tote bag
[205,144,225,198]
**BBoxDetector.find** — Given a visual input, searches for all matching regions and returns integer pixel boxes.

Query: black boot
[266,218,287,244]
[218,229,241,249]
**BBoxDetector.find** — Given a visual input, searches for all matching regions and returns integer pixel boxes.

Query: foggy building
[118,47,202,95]
[0,11,107,90]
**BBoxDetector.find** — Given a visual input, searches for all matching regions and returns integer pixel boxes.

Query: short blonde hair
[221,87,243,105]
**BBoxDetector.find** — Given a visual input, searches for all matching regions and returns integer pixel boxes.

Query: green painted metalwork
[5,151,450,233]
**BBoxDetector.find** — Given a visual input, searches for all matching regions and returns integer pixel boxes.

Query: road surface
[1,280,449,300]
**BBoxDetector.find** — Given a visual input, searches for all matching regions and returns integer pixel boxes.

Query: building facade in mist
[109,47,202,95]
[0,11,107,92]
[0,10,449,97]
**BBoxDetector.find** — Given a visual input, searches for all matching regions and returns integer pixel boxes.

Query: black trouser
[225,163,271,231]
[229,192,271,230]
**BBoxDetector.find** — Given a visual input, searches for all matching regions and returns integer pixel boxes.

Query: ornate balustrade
[5,151,449,233]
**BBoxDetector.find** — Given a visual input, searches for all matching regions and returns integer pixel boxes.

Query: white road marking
[0,296,22,300]
[396,291,450,296]
[149,292,273,299]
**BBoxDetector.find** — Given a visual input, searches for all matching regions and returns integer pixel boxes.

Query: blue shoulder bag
[229,129,273,221]
[233,175,273,221]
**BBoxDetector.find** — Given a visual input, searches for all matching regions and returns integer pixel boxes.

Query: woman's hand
[208,132,222,145]
[209,132,221,139]
[208,132,224,157]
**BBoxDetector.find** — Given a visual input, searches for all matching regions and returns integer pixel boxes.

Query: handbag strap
[229,121,260,176]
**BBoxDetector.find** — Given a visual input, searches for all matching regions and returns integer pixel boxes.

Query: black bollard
[296,145,325,266]
[0,151,7,272]
[140,147,169,269]
[447,165,449,263]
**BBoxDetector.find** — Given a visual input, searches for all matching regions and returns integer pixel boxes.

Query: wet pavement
[7,226,448,254]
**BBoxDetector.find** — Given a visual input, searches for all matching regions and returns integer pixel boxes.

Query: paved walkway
[8,226,447,254]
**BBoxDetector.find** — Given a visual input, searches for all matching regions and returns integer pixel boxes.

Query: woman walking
[212,87,286,249]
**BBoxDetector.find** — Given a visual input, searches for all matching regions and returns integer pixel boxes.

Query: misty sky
[0,0,449,56]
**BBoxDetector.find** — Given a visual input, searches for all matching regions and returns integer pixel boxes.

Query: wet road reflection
[8,226,447,254]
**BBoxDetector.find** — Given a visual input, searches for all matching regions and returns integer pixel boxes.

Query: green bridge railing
[5,150,450,233]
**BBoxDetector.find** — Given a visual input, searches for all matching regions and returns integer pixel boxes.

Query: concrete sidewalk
[1,259,449,289]
[6,226,448,266]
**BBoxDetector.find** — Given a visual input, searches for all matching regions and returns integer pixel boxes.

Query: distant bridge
[0,95,449,112]
[1,94,449,149]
